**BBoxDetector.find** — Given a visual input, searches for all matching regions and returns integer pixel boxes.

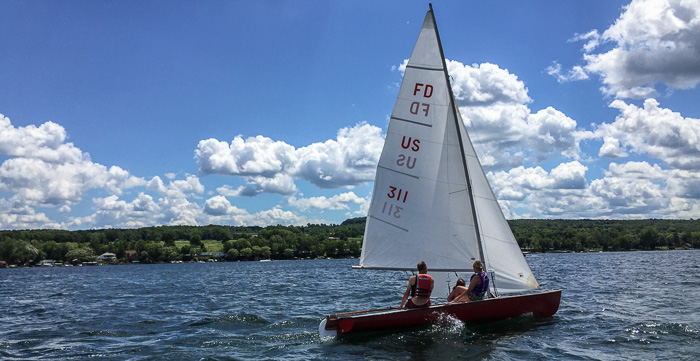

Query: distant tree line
[0,218,698,266]
[509,219,700,252]
[0,219,365,266]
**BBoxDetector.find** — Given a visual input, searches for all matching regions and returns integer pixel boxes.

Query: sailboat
[319,4,561,337]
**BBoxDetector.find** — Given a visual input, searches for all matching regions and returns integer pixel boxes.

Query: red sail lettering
[410,102,419,115]
[412,139,420,151]
[423,84,433,98]
[413,83,424,96]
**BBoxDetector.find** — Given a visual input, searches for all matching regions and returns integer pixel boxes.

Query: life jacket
[471,272,489,296]
[411,274,433,298]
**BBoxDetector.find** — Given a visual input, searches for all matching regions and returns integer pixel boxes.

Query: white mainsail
[357,9,538,294]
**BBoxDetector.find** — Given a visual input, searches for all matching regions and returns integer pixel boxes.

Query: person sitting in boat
[399,261,434,309]
[451,260,489,303]
[446,278,467,302]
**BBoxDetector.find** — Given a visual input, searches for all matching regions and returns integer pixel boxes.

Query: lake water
[1,250,699,360]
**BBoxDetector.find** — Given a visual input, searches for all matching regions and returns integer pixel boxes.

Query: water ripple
[1,251,699,360]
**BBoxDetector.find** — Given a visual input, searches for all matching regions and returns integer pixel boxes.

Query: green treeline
[0,218,698,266]
[510,219,700,252]
[0,218,366,266]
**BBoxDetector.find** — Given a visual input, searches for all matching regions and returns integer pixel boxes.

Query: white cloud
[195,122,384,192]
[551,161,589,189]
[0,114,146,216]
[204,195,246,216]
[488,158,700,219]
[571,30,601,53]
[489,166,553,201]
[0,112,383,229]
[436,61,584,169]
[287,191,365,212]
[606,161,666,179]
[595,99,700,170]
[581,0,700,98]
[294,122,383,188]
[250,207,308,226]
[546,62,589,83]
[72,193,162,229]
[447,61,531,105]
[599,137,629,158]
[0,198,63,229]
[590,177,665,210]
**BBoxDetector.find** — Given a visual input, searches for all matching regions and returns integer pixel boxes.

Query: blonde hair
[473,260,484,272]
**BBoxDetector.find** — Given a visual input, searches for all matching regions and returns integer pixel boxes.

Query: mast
[427,4,487,268]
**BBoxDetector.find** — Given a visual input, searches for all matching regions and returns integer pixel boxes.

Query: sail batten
[405,65,443,72]
[368,216,409,232]
[389,116,433,127]
[358,8,537,294]
[376,165,420,179]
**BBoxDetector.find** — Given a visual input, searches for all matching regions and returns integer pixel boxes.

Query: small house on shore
[125,250,138,262]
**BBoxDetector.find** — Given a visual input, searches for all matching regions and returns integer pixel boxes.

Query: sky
[1,0,699,230]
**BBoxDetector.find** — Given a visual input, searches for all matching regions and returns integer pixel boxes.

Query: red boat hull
[326,289,561,335]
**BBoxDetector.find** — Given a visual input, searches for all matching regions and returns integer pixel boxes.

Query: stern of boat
[319,314,340,339]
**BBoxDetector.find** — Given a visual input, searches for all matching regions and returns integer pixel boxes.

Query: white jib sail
[358,9,538,294]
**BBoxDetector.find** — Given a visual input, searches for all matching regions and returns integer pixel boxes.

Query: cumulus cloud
[295,122,383,188]
[0,198,63,229]
[438,61,582,169]
[551,161,589,189]
[447,61,531,105]
[599,137,629,158]
[87,193,162,229]
[595,99,700,169]
[196,135,296,177]
[488,158,700,219]
[590,177,665,210]
[579,0,700,98]
[251,207,308,226]
[0,114,146,225]
[489,161,588,200]
[204,195,246,216]
[195,122,385,192]
[287,192,366,212]
[0,111,382,229]
[606,161,666,179]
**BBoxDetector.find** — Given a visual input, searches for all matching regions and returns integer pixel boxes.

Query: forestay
[356,10,538,294]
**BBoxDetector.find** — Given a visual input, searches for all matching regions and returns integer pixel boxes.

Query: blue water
[1,250,699,360]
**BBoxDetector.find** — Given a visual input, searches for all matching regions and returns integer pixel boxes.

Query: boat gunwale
[332,289,563,320]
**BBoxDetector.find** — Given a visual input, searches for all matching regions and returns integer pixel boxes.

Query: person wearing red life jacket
[400,261,434,309]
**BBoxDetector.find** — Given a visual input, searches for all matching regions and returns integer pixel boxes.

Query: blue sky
[1,0,699,230]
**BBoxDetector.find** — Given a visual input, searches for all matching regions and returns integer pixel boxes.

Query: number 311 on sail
[381,186,408,218]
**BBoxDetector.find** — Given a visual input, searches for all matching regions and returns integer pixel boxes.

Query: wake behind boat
[320,4,561,338]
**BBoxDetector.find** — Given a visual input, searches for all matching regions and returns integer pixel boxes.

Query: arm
[453,276,481,303]
[447,287,458,302]
[399,276,415,309]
